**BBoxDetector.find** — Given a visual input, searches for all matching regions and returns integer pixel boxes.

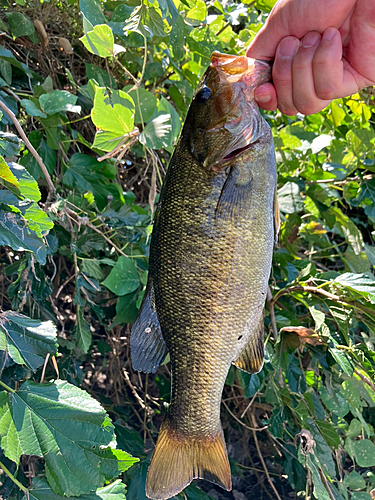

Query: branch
[270,285,375,317]
[0,99,55,202]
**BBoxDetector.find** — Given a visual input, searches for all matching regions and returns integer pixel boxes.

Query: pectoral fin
[233,315,264,374]
[130,280,168,373]
[215,167,252,222]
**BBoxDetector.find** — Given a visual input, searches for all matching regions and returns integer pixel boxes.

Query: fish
[130,51,279,500]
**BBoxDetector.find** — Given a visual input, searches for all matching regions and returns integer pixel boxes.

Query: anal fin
[130,281,168,373]
[233,315,264,374]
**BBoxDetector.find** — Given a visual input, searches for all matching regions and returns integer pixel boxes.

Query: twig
[240,390,259,419]
[236,463,282,477]
[0,99,55,202]
[250,413,282,500]
[40,353,50,383]
[267,286,278,340]
[222,401,268,432]
[354,369,375,393]
[0,379,15,393]
[0,460,27,493]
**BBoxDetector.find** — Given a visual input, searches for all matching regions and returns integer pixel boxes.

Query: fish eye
[196,85,212,104]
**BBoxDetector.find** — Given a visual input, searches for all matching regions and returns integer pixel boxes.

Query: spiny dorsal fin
[146,417,231,499]
[130,280,168,374]
[233,315,264,374]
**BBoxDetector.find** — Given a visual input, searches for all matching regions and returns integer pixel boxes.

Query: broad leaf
[0,160,41,202]
[277,182,304,214]
[352,439,375,467]
[0,311,57,372]
[0,209,47,264]
[74,308,92,353]
[80,25,114,58]
[27,477,127,500]
[92,87,135,136]
[21,99,47,118]
[0,380,139,497]
[79,0,107,26]
[39,90,80,115]
[123,86,157,124]
[6,12,35,38]
[333,273,375,303]
[103,256,139,296]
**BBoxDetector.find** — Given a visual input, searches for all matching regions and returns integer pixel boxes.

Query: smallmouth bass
[131,52,279,500]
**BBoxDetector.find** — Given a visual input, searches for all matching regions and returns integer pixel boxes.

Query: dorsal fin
[233,315,264,374]
[130,281,168,374]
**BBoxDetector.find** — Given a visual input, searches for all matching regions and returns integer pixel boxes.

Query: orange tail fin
[146,417,231,500]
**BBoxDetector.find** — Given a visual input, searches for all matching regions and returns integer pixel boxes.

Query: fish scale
[130,52,278,500]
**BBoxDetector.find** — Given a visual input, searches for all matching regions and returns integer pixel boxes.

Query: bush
[0,1,374,499]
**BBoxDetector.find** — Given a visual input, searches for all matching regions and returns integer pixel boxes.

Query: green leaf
[186,0,207,21]
[308,419,336,477]
[353,439,375,467]
[6,12,35,38]
[62,153,124,209]
[103,256,140,296]
[277,182,304,214]
[39,90,80,115]
[0,311,57,372]
[81,259,105,280]
[315,419,340,448]
[27,477,127,500]
[333,273,375,303]
[123,86,157,124]
[328,347,353,376]
[20,99,47,118]
[0,159,41,202]
[0,391,22,463]
[344,470,366,490]
[0,209,47,264]
[92,87,135,136]
[0,132,22,157]
[80,0,107,27]
[80,25,114,58]
[351,493,372,500]
[0,380,139,497]
[347,419,363,438]
[74,308,92,353]
[112,291,139,326]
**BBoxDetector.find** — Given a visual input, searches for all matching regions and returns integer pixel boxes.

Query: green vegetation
[0,0,374,499]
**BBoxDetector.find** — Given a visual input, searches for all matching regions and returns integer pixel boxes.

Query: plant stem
[0,379,15,393]
[0,99,55,202]
[0,460,27,493]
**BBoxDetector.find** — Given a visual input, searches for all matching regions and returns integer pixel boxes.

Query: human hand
[246,0,375,115]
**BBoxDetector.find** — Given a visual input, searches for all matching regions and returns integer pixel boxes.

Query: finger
[291,31,332,115]
[313,27,357,100]
[272,36,300,116]
[246,0,356,61]
[254,83,277,111]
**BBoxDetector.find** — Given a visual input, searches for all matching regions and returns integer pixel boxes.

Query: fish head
[184,52,271,170]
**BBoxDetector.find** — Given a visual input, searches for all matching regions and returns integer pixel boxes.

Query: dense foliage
[0,0,374,499]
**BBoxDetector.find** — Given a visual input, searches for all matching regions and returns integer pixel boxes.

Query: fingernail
[278,38,299,58]
[256,94,272,103]
[323,27,336,41]
[302,32,320,48]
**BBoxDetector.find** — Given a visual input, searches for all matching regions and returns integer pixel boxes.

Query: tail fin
[146,418,231,500]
